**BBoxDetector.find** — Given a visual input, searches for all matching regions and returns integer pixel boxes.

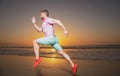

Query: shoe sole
[33,58,42,69]
[73,65,78,75]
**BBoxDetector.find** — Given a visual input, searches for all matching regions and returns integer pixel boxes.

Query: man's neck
[42,16,48,22]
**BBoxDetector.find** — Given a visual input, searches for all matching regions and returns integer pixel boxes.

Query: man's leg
[33,37,50,60]
[52,41,74,68]
[58,50,78,74]
[33,40,40,60]
[58,50,74,68]
[33,37,52,69]
[33,39,43,69]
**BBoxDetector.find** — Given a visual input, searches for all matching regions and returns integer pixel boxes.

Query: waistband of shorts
[46,35,56,37]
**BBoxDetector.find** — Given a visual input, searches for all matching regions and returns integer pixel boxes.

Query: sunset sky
[0,0,120,46]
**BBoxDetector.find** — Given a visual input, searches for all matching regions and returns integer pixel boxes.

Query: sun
[52,48,55,52]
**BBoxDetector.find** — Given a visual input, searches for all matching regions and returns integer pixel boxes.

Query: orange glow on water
[52,49,55,53]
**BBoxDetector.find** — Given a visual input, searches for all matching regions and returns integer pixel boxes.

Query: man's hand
[31,16,42,32]
[32,16,36,24]
[64,30,68,37]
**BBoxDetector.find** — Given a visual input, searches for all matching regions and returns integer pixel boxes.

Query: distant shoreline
[0,45,120,49]
[0,45,120,61]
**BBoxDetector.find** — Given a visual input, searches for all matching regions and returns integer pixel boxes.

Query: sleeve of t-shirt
[47,18,54,24]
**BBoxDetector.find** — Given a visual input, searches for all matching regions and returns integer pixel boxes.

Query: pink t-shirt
[42,17,55,37]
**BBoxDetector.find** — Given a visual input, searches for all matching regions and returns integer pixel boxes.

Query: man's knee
[33,40,38,44]
[58,51,64,55]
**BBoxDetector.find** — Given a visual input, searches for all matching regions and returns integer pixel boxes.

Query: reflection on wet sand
[0,55,120,76]
[35,68,44,76]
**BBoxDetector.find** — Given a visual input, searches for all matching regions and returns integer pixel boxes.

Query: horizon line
[0,45,120,49]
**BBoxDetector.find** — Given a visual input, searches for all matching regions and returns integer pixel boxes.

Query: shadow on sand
[35,66,80,76]
[35,68,44,76]
[60,67,81,76]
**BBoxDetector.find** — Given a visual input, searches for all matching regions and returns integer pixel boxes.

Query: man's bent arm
[33,23,42,32]
[51,19,67,31]
[51,18,68,36]
[32,16,42,33]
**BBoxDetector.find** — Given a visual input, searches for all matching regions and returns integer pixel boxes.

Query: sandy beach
[0,55,120,76]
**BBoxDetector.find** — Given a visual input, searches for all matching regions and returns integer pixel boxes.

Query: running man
[32,9,78,74]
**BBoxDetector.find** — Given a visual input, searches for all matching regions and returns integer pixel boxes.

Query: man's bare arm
[51,19,68,36]
[33,23,42,32]
[32,16,42,32]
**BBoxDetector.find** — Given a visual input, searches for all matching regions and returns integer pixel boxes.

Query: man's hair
[40,9,49,17]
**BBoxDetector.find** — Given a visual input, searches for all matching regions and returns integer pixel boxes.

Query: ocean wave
[0,48,120,61]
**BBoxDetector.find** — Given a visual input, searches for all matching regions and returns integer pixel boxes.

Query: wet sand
[0,55,120,76]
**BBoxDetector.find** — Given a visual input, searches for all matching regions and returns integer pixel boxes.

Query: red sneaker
[72,64,78,75]
[33,57,42,69]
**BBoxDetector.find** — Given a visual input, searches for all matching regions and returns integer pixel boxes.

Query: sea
[0,45,120,61]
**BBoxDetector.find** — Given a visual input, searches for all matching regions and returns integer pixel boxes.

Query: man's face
[40,12,46,19]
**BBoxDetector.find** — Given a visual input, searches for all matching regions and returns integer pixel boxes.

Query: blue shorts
[36,36,62,51]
